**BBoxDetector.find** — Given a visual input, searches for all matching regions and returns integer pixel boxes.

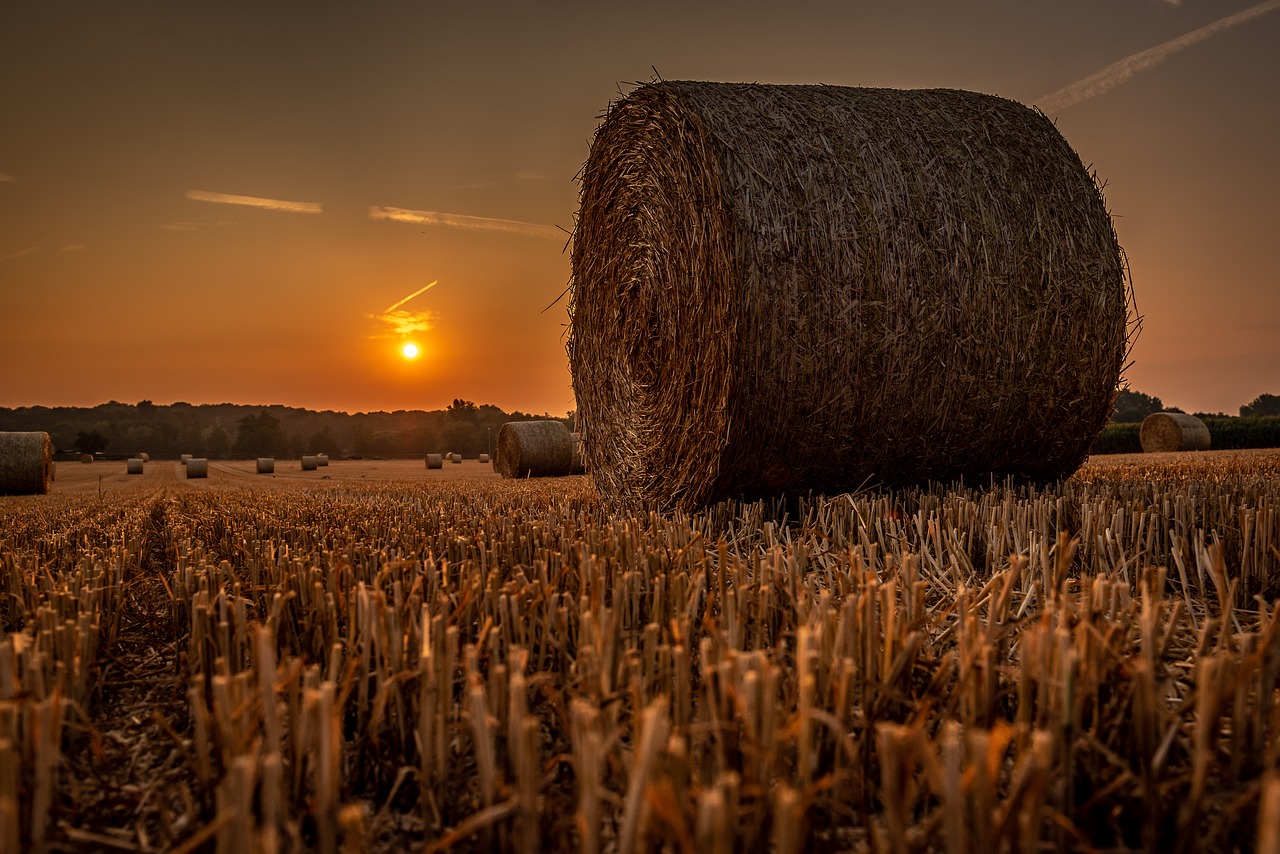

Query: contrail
[0,246,38,262]
[368,206,562,240]
[1037,0,1280,114]
[385,280,438,313]
[187,189,323,214]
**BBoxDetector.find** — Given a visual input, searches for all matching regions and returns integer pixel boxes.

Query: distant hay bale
[426,454,444,469]
[180,454,193,465]
[138,452,150,463]
[127,458,145,475]
[1140,412,1211,453]
[301,455,318,471]
[570,81,1132,510]
[495,421,574,478]
[186,458,209,478]
[256,458,275,474]
[317,453,329,467]
[0,432,54,495]
[80,454,94,464]
[451,453,462,464]
[478,453,491,464]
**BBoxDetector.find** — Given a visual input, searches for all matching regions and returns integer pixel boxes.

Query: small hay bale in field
[127,458,144,475]
[426,453,444,469]
[80,454,93,464]
[137,452,150,462]
[569,81,1133,510]
[256,458,275,474]
[301,455,318,471]
[180,454,193,465]
[1140,412,1211,453]
[0,432,53,495]
[186,458,209,478]
[317,453,329,467]
[478,453,491,464]
[495,421,574,478]
[450,453,462,464]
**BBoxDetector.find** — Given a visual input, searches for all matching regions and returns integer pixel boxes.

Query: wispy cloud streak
[1037,0,1280,113]
[0,246,39,262]
[187,189,323,214]
[369,280,440,339]
[60,244,86,253]
[369,206,562,240]
[0,173,15,183]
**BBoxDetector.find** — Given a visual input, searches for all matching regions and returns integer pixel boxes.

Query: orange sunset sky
[2,1,1277,416]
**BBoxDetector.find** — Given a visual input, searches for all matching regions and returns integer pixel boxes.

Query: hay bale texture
[495,421,574,478]
[0,432,53,495]
[426,454,444,469]
[569,81,1132,510]
[127,458,144,475]
[1140,412,1211,453]
[186,458,209,478]
[317,454,329,467]
[479,453,491,464]
[256,458,275,474]
[301,455,318,471]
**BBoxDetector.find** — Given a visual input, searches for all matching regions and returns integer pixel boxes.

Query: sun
[401,342,420,359]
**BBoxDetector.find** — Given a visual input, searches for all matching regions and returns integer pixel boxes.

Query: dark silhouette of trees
[1241,394,1280,417]
[73,430,108,455]
[233,413,288,458]
[1112,389,1163,423]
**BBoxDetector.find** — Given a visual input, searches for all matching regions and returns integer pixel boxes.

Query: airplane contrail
[385,280,438,313]
[1036,0,1280,114]
[368,206,563,240]
[187,189,323,214]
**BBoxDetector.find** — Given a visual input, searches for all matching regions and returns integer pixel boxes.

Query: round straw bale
[301,455,318,471]
[495,421,574,478]
[426,453,444,469]
[450,453,462,464]
[478,453,491,464]
[80,454,94,464]
[1140,412,1210,453]
[316,453,329,467]
[569,81,1132,510]
[127,458,145,475]
[186,458,209,478]
[138,452,150,463]
[180,454,193,465]
[256,457,275,474]
[0,432,54,495]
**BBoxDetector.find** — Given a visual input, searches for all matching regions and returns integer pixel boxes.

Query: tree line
[0,399,572,460]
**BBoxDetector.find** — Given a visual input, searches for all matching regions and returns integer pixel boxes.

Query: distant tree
[205,424,232,459]
[1241,393,1280,417]
[74,430,109,455]
[233,412,287,458]
[1112,389,1163,423]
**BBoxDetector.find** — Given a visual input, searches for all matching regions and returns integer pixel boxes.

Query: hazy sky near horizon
[2,1,1277,416]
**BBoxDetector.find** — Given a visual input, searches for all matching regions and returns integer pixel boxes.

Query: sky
[1,1,1277,417]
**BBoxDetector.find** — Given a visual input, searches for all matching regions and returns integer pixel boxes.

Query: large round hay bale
[495,421,574,478]
[80,454,94,464]
[316,453,329,467]
[256,457,275,474]
[127,458,145,475]
[478,453,491,464]
[180,454,193,465]
[450,453,462,464]
[426,453,444,469]
[1140,412,1210,453]
[0,432,53,495]
[301,455,318,471]
[137,452,150,463]
[186,458,209,478]
[569,81,1131,510]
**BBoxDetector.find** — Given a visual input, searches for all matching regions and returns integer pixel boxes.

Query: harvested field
[2,452,1279,852]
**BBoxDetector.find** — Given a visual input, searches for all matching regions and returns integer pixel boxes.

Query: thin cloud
[60,244,86,253]
[0,246,39,262]
[369,205,562,240]
[0,173,15,183]
[186,189,323,214]
[514,171,552,181]
[1036,0,1280,114]
[368,280,440,340]
[162,220,235,232]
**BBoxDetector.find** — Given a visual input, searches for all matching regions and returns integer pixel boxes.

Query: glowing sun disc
[401,343,419,359]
